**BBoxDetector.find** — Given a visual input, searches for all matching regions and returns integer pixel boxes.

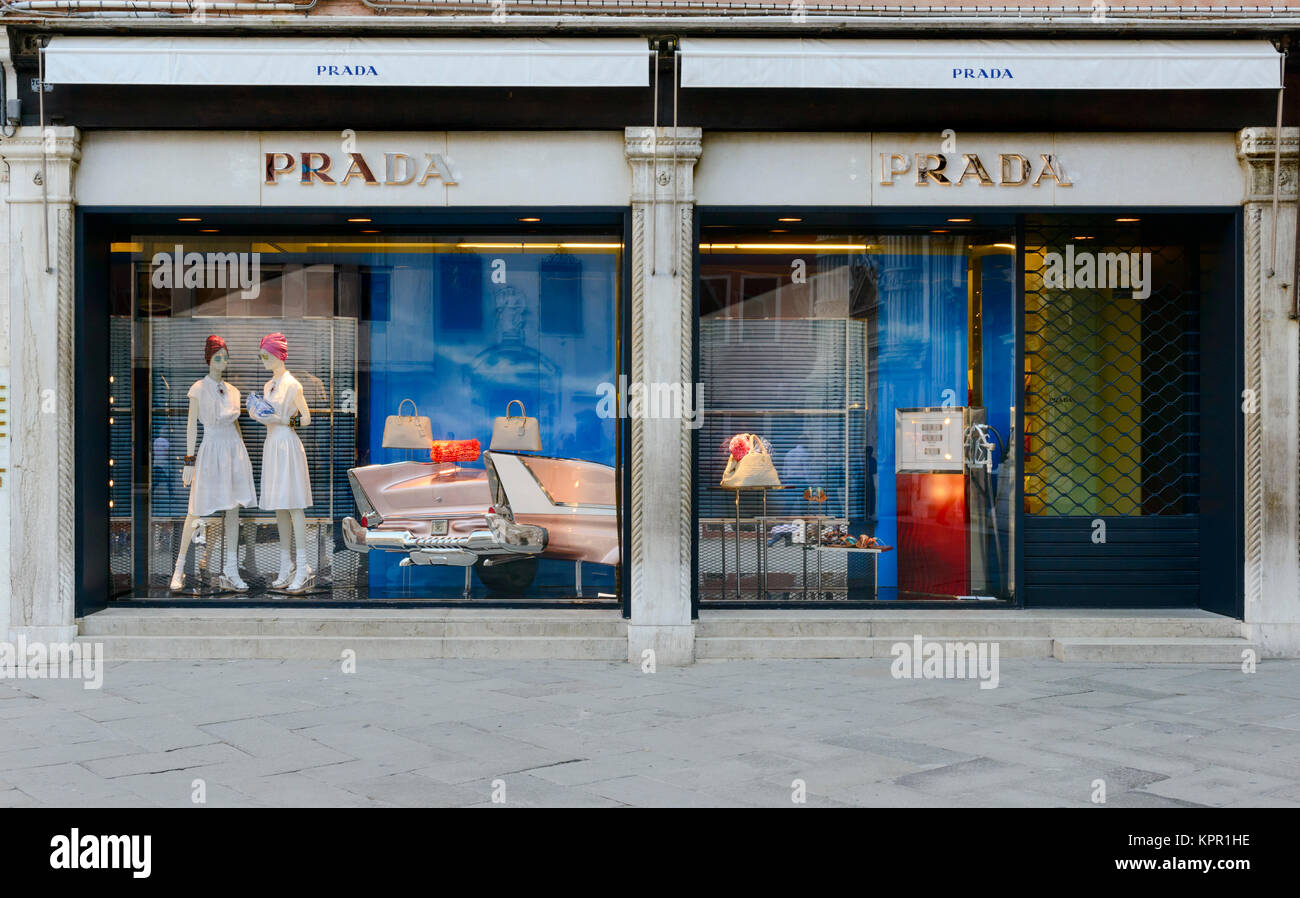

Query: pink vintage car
[342,451,620,593]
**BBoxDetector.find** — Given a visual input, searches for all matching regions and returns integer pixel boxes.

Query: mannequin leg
[272,509,295,588]
[170,514,201,590]
[286,509,313,593]
[218,507,249,591]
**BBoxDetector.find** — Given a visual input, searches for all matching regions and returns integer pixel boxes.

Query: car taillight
[487,506,494,515]
[360,515,368,528]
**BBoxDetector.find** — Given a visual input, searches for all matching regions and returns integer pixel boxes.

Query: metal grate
[1023,219,1200,518]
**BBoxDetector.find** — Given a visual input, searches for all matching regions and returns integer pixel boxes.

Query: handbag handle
[398,398,418,419]
[506,399,526,420]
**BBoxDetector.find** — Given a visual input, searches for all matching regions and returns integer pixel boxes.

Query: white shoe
[271,557,295,589]
[218,568,249,592]
[284,565,314,595]
[169,569,185,592]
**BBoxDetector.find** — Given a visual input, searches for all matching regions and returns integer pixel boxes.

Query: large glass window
[696,229,1017,602]
[106,231,622,601]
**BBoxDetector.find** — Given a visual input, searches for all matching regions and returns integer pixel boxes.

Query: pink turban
[259,332,288,362]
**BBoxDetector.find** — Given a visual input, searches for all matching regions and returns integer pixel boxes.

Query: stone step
[79,611,626,639]
[696,614,1243,641]
[77,634,626,661]
[695,636,1053,660]
[1051,637,1255,663]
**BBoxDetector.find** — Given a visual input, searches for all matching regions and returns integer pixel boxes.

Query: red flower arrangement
[430,439,481,464]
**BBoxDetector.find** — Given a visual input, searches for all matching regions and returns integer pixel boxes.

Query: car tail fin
[482,451,514,521]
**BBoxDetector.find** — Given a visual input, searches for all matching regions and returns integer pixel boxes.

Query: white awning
[680,39,1282,91]
[44,36,651,88]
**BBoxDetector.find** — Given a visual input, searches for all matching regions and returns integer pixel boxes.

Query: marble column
[624,126,702,665]
[1237,127,1300,657]
[0,125,81,644]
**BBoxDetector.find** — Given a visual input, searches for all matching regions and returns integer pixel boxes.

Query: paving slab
[0,658,1296,807]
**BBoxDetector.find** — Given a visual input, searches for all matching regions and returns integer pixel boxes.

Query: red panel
[896,472,969,599]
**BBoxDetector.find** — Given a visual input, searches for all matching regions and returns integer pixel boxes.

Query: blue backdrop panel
[873,248,970,595]
[365,249,619,594]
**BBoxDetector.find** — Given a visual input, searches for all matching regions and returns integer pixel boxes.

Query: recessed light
[1115,217,1140,223]
[771,229,788,233]
[348,217,372,223]
[518,217,541,223]
[947,218,972,223]
[931,229,949,234]
[1073,235,1094,240]
[177,217,201,222]
[199,229,219,233]
[777,217,802,223]
[361,229,380,234]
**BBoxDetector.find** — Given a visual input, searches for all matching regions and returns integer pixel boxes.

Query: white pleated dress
[187,377,257,517]
[258,371,314,511]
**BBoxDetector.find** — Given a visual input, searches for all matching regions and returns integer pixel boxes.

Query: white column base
[628,623,695,667]
[7,625,80,645]
[1247,623,1300,658]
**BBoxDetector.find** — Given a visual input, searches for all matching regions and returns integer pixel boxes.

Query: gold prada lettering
[264,152,294,185]
[999,154,1031,187]
[1032,153,1073,187]
[956,154,994,187]
[880,153,911,186]
[340,153,380,186]
[262,150,458,188]
[915,154,951,186]
[300,152,335,185]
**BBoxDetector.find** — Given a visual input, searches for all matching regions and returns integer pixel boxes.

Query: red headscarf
[259,332,288,362]
[204,334,227,365]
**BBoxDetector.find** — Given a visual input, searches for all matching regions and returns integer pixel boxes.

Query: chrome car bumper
[341,513,547,567]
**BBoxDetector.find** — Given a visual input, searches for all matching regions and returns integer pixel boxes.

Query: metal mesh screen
[1024,218,1201,517]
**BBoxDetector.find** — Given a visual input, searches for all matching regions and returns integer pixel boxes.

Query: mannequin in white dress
[252,332,315,593]
[170,335,258,592]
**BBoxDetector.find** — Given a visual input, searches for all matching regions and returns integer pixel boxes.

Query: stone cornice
[624,126,703,164]
[0,127,83,164]
[1238,127,1299,204]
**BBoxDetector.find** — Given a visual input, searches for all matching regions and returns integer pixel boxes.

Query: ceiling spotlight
[777,217,803,223]
[348,217,372,223]
[1115,217,1140,223]
[947,218,972,223]
[177,217,201,222]
[518,217,541,223]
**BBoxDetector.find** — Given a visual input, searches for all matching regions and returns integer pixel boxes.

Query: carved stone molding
[2,125,81,641]
[1238,127,1300,205]
[624,126,702,665]
[1238,126,1300,653]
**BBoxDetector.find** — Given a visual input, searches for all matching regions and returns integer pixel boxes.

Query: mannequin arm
[186,397,200,458]
[293,383,311,428]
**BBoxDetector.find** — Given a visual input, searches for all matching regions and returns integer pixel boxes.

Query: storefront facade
[2,21,1298,661]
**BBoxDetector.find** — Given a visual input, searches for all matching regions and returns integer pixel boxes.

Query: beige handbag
[491,400,541,451]
[721,433,781,489]
[382,398,433,449]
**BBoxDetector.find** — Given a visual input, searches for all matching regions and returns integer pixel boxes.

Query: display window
[696,228,1018,602]
[105,230,623,602]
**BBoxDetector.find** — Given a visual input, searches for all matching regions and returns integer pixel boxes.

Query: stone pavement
[2,658,1298,807]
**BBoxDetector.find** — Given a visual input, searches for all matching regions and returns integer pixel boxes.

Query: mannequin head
[259,332,288,374]
[205,335,229,379]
